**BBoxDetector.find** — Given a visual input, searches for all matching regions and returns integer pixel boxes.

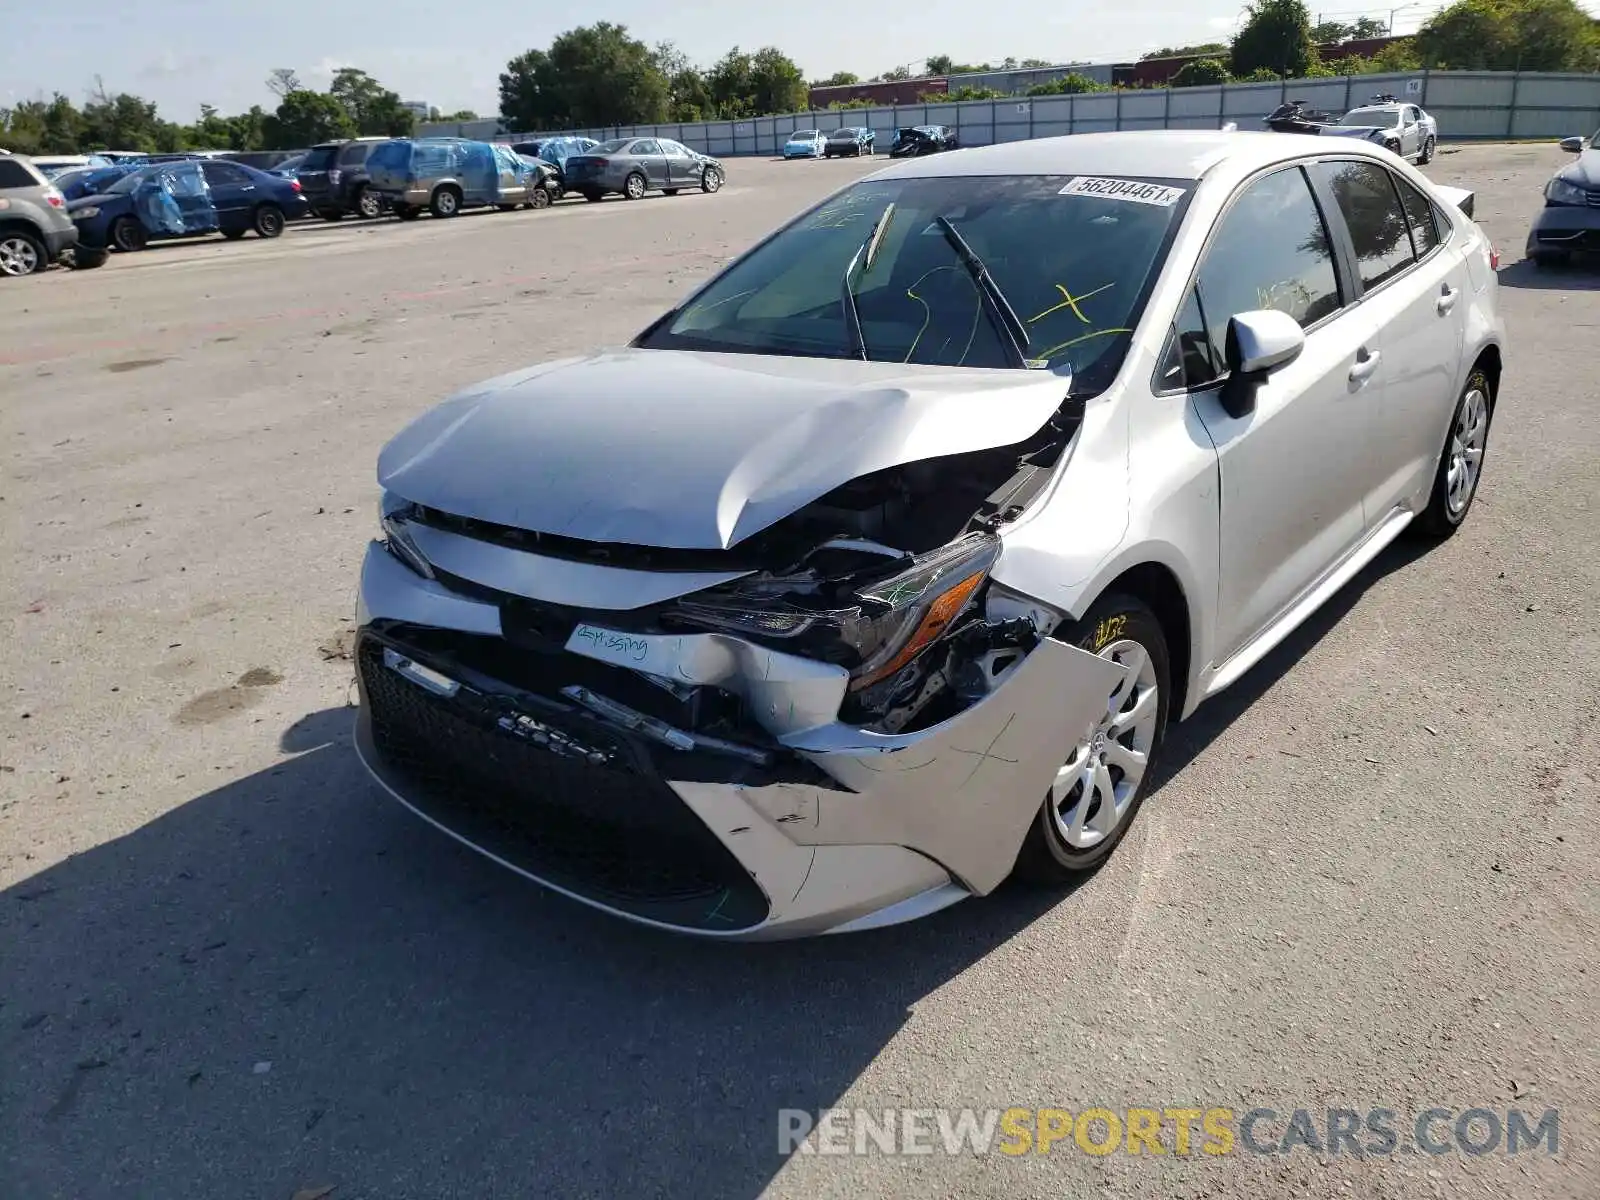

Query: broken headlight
[669,532,1001,690]
[379,493,435,580]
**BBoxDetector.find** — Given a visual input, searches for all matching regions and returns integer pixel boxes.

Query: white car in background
[356,130,1503,940]
[1325,97,1439,164]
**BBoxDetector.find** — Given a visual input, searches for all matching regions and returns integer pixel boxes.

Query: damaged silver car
[355,131,1505,939]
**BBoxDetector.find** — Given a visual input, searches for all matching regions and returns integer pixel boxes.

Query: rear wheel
[528,186,552,209]
[0,229,47,276]
[253,204,285,238]
[1014,595,1171,882]
[1418,136,1437,164]
[110,216,147,253]
[1414,367,1493,539]
[623,172,647,200]
[430,186,461,218]
[355,187,382,219]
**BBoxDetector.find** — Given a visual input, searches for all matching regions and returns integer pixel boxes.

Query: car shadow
[3,534,1438,1197]
[1496,257,1600,291]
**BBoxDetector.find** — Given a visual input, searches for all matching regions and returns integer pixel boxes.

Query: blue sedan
[68,159,309,252]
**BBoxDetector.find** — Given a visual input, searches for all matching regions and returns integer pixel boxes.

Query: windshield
[1339,108,1394,126]
[791,130,819,139]
[106,166,156,195]
[830,128,858,138]
[594,138,631,154]
[637,173,1191,383]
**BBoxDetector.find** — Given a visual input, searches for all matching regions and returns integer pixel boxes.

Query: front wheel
[700,166,722,193]
[111,216,147,253]
[528,186,552,209]
[1418,137,1436,165]
[1014,595,1171,882]
[253,204,285,238]
[1414,367,1493,539]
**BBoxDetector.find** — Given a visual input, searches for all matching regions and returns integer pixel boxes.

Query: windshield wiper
[932,215,1033,369]
[840,202,896,360]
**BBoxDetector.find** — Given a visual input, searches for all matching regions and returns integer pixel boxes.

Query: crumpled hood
[378,347,1073,550]
[1320,125,1384,140]
[1556,147,1600,189]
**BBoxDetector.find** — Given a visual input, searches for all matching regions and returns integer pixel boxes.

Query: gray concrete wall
[418,70,1600,154]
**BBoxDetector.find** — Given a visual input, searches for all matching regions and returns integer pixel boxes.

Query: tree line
[0,66,423,156]
[6,0,1598,154]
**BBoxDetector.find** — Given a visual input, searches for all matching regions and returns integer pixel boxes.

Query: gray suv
[0,153,82,276]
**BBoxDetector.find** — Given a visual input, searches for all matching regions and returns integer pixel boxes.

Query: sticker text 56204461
[1059,177,1187,207]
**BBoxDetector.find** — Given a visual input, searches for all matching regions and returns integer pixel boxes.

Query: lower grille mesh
[358,636,769,930]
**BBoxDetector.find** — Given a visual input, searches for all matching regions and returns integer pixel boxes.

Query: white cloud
[1208,15,1239,29]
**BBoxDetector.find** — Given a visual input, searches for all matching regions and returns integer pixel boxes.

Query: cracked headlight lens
[379,492,435,580]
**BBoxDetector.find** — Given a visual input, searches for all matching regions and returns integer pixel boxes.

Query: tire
[700,166,722,194]
[66,245,109,270]
[253,204,285,238]
[546,183,563,203]
[320,209,344,222]
[110,216,147,253]
[222,228,248,240]
[528,186,552,209]
[0,228,49,276]
[355,187,382,219]
[623,172,647,200]
[1419,137,1436,165]
[393,204,421,221]
[430,186,461,218]
[1014,594,1171,883]
[1413,366,1494,539]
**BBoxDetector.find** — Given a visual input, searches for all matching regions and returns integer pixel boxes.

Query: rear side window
[339,142,371,166]
[632,140,660,155]
[202,162,251,186]
[1394,175,1442,258]
[0,159,41,188]
[302,147,338,170]
[1192,165,1343,364]
[1313,160,1416,291]
[366,142,410,172]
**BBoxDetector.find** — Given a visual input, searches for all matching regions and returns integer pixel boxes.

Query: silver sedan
[356,131,1505,939]
[560,137,725,201]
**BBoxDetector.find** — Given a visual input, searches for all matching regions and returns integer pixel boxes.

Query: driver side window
[1159,165,1343,390]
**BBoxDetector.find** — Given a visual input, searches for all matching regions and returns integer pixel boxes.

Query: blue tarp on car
[133,162,217,236]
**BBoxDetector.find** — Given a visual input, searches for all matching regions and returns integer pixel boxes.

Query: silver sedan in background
[561,137,726,201]
[356,131,1503,940]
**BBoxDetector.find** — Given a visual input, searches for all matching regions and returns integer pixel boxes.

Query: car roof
[865,129,1387,182]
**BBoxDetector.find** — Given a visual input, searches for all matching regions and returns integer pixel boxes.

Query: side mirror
[1559,136,1585,153]
[1220,310,1305,419]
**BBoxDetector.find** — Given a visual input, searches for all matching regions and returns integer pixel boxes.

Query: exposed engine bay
[382,401,1082,753]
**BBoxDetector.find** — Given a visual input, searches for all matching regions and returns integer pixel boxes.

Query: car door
[201,161,254,229]
[1310,159,1468,520]
[1183,163,1378,664]
[630,140,668,188]
[660,141,693,187]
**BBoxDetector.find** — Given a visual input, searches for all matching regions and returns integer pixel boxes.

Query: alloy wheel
[1446,386,1489,518]
[1050,639,1160,850]
[358,189,381,219]
[0,235,41,276]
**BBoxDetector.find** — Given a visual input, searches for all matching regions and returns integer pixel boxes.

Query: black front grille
[357,635,769,931]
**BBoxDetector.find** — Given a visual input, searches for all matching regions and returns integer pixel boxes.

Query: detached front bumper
[1526,204,1600,255]
[353,541,1124,940]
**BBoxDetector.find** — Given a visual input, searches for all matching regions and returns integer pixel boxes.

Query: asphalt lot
[2,144,1597,1199]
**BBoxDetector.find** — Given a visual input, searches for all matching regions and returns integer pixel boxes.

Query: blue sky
[2,2,1493,121]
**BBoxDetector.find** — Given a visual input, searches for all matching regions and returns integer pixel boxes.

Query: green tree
[1416,0,1599,70]
[1311,20,1353,43]
[1,93,84,154]
[1171,58,1232,86]
[1351,17,1391,38]
[1231,0,1317,77]
[499,23,669,129]
[328,67,414,137]
[80,85,183,152]
[878,65,913,81]
[264,89,354,147]
[945,86,1006,100]
[705,46,807,117]
[1025,73,1109,96]
[1142,42,1228,60]
[442,109,479,121]
[813,70,860,87]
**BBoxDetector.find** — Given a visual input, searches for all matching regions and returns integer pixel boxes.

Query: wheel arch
[1066,558,1198,723]
[1472,342,1502,407]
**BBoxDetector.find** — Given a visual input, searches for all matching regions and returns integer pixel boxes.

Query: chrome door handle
[1437,285,1460,314]
[1349,348,1382,383]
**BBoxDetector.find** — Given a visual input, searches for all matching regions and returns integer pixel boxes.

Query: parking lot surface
[2,146,1597,1199]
